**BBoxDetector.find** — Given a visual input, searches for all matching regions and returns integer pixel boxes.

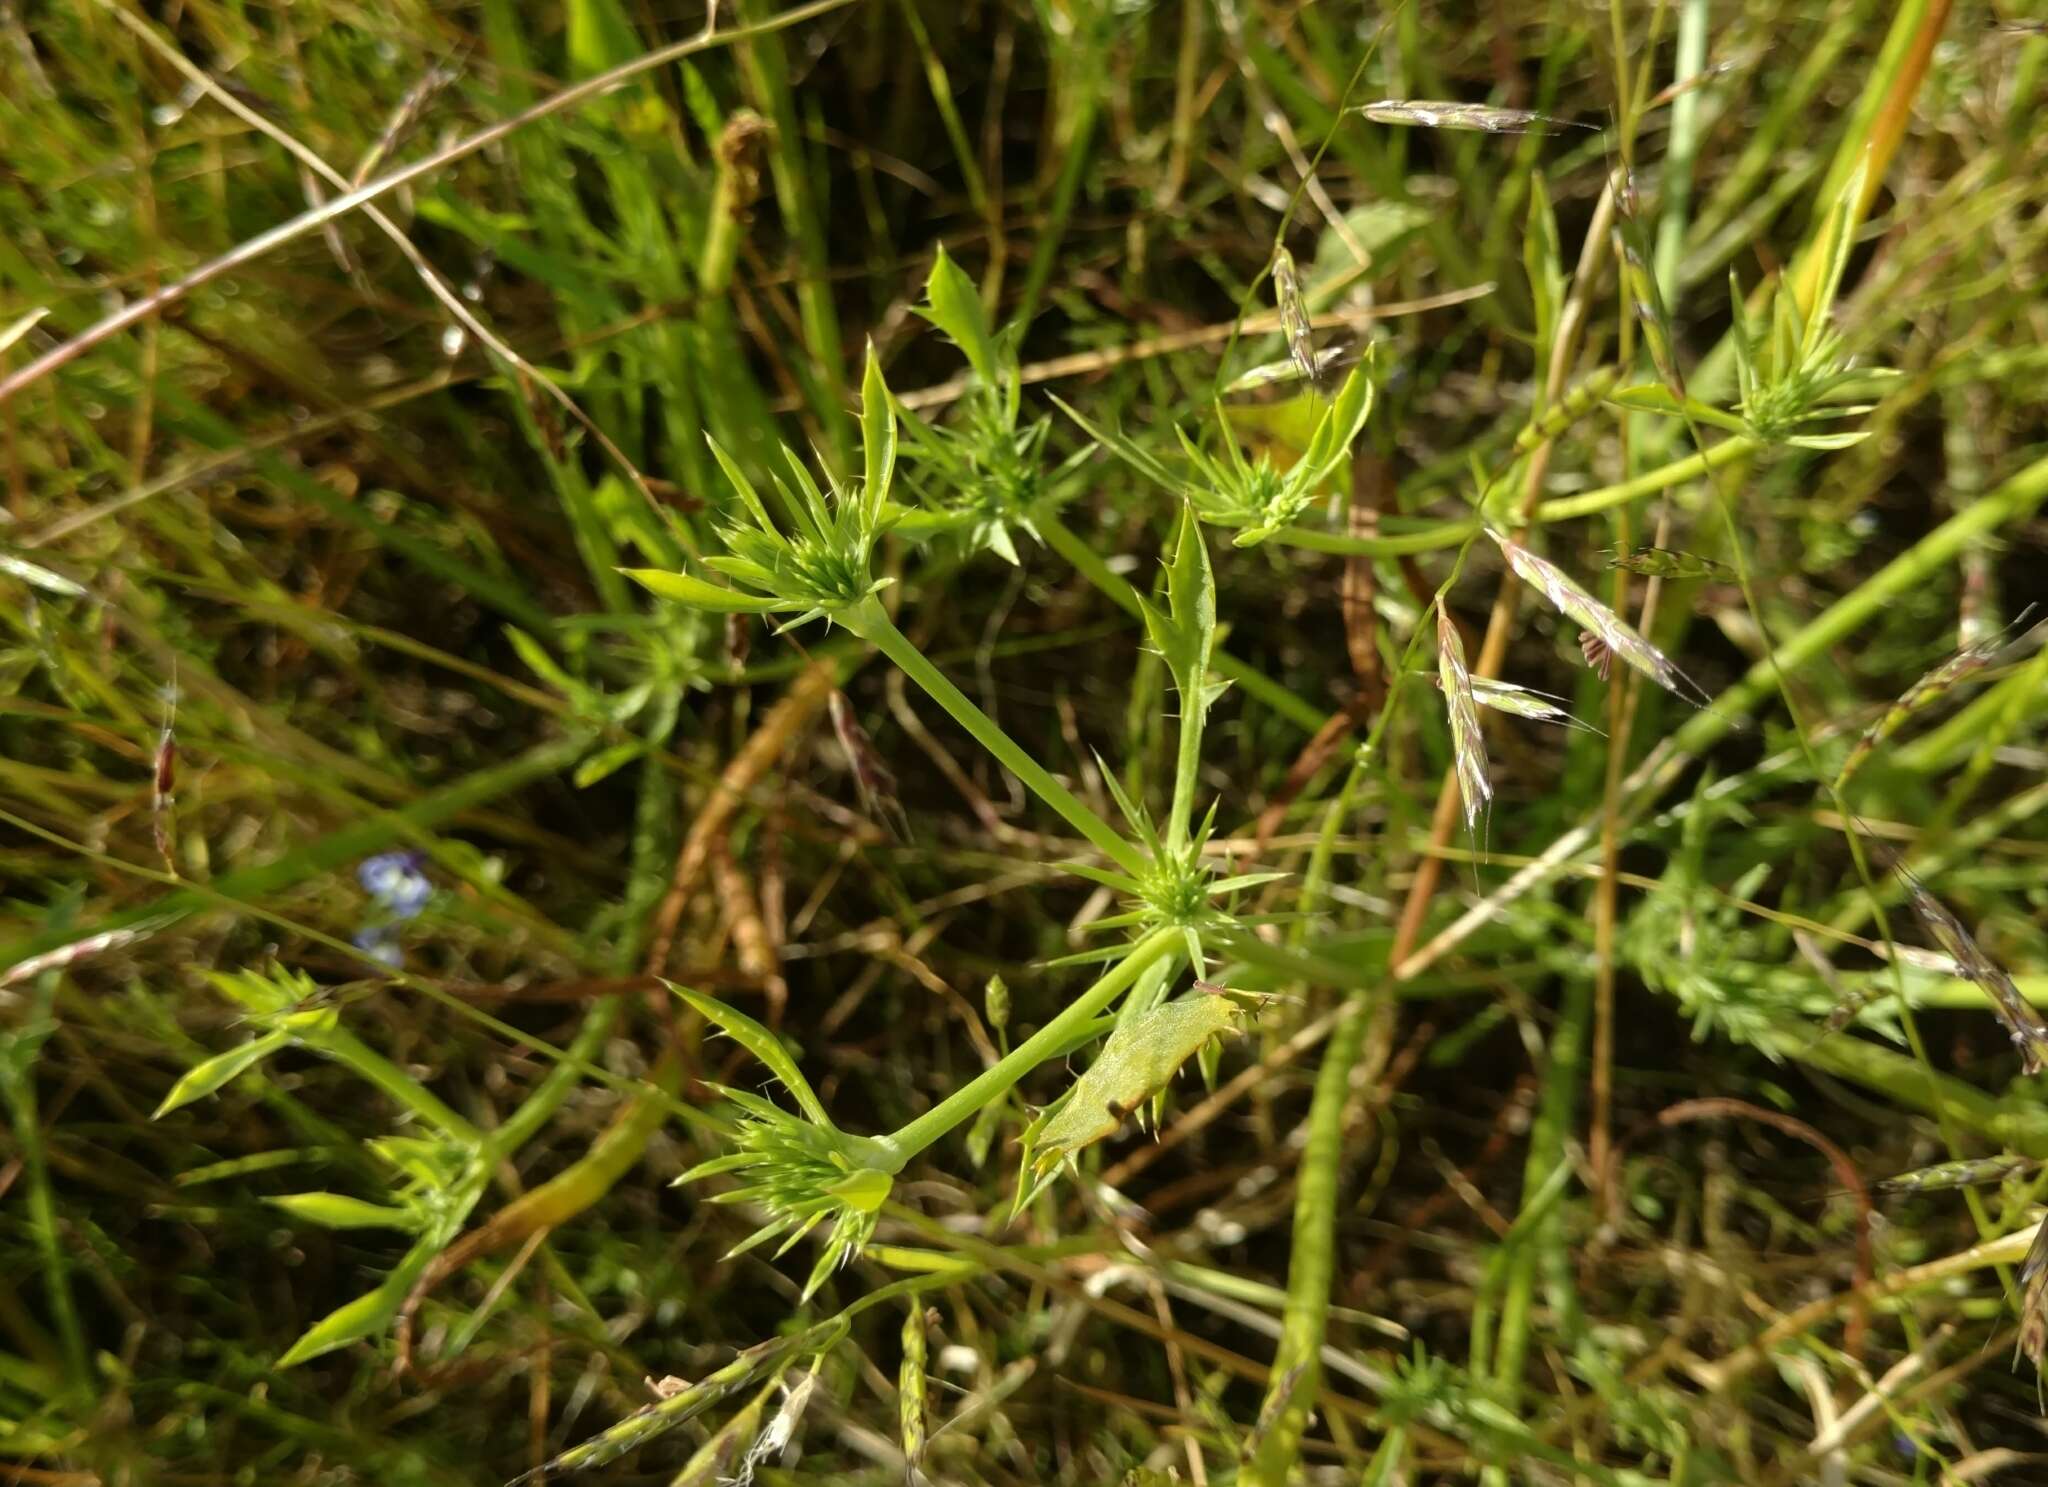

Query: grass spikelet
[1836,609,2040,787]
[1489,530,1711,705]
[1354,101,1596,133]
[1604,545,1733,581]
[1611,165,1687,401]
[1873,1156,2038,1193]
[1896,866,2048,1075]
[1435,603,1491,836]
[1466,677,1604,733]
[900,1304,930,1481]
[2,919,175,991]
[2020,1218,2048,1371]
[1270,248,1317,388]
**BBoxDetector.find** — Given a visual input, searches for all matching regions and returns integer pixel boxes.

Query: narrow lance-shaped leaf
[154,1030,292,1118]
[860,343,895,527]
[1897,867,2048,1075]
[1434,604,1491,836]
[1490,530,1712,706]
[266,1192,421,1230]
[622,568,788,613]
[669,985,836,1129]
[1353,100,1597,133]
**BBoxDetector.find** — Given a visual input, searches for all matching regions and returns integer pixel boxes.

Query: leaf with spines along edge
[918,245,1004,405]
[669,984,835,1130]
[1133,504,1217,709]
[1054,358,1373,546]
[1026,989,1250,1175]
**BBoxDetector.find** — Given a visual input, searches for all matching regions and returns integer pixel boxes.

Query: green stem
[1268,517,1480,556]
[1533,435,1755,522]
[851,601,1149,878]
[1242,991,1374,1485]
[1038,510,1328,733]
[875,927,1179,1165]
[1165,686,1205,858]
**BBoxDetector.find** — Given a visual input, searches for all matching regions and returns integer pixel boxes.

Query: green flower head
[624,347,899,633]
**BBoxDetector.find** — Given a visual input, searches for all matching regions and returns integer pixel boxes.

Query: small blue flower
[357,852,431,920]
[352,925,404,969]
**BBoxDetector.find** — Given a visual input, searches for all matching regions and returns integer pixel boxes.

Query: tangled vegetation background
[4,0,2048,1481]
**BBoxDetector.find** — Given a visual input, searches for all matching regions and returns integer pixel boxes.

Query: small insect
[1603,545,1734,581]
[1354,100,1597,134]
[1994,19,2048,36]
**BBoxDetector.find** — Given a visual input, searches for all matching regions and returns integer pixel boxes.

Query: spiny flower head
[623,348,899,634]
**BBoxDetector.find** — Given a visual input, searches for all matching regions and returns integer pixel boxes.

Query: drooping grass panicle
[1434,603,1491,837]
[1489,529,1712,706]
[1895,866,2048,1076]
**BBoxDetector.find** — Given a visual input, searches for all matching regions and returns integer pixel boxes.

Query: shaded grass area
[3,0,2048,1482]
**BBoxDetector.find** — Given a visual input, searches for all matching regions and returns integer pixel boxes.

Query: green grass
[4,0,2048,1482]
